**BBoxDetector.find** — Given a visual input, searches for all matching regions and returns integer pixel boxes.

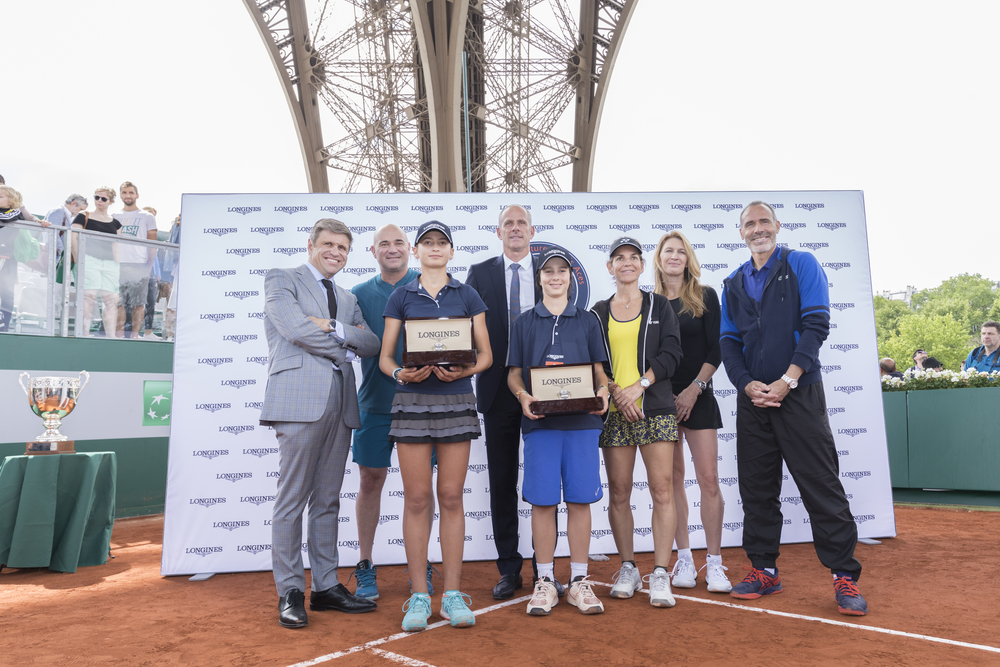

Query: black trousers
[736,381,862,580]
[483,383,525,576]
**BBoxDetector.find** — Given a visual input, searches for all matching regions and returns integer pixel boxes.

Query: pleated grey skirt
[389,391,482,444]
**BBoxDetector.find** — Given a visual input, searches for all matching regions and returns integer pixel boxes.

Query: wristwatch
[781,374,798,389]
[639,377,651,389]
[694,379,707,392]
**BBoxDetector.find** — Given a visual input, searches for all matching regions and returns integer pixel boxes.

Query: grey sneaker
[609,561,641,599]
[671,557,697,589]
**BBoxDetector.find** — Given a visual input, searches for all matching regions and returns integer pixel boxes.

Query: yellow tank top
[608,312,642,412]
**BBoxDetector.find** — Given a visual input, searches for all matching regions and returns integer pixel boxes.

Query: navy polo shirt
[383,273,488,395]
[741,248,780,302]
[507,301,608,433]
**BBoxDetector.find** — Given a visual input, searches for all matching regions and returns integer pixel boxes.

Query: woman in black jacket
[591,237,682,608]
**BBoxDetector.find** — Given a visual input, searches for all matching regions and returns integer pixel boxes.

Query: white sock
[764,568,777,576]
[677,548,693,562]
[570,562,588,581]
[537,562,554,581]
[706,554,723,565]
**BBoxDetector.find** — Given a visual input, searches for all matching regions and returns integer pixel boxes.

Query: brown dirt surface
[2,505,999,667]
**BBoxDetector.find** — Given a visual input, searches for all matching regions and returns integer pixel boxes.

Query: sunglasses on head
[94,195,110,202]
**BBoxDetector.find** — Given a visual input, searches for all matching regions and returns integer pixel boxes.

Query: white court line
[369,648,438,666]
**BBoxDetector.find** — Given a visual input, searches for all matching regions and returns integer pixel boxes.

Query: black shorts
[679,387,724,431]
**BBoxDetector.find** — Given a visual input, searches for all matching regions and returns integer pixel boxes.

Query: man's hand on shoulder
[745,380,782,408]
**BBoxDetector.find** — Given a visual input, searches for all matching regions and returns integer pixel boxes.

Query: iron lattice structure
[243,0,637,193]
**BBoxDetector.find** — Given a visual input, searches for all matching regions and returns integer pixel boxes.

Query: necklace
[617,294,640,310]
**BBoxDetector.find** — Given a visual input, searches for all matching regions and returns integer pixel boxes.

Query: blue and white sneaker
[407,561,440,596]
[834,575,868,616]
[401,593,432,632]
[439,591,476,628]
[350,559,379,600]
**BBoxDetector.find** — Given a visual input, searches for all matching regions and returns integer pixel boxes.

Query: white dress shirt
[304,262,355,368]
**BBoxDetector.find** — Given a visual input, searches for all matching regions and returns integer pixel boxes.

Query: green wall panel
[881,392,908,487]
[0,334,173,373]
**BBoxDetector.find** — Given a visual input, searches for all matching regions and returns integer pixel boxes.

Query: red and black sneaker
[833,575,868,616]
[730,568,783,599]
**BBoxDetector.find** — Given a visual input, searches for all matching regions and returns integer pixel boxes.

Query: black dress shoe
[278,589,308,628]
[553,577,565,598]
[492,573,523,600]
[310,583,378,614]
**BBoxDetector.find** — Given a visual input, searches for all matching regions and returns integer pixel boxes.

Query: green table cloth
[0,452,116,573]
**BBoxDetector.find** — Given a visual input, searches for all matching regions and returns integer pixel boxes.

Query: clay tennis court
[3,503,998,666]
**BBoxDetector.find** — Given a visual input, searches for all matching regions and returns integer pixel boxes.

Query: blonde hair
[94,186,117,203]
[0,185,23,209]
[120,180,138,195]
[653,231,705,318]
[142,206,157,216]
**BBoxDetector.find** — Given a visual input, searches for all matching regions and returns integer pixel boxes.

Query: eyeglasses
[93,195,110,202]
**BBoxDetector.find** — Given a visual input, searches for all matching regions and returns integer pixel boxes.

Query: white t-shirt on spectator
[114,208,157,264]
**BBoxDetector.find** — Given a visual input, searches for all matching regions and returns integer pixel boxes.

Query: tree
[879,313,969,371]
[910,274,999,338]
[873,295,912,342]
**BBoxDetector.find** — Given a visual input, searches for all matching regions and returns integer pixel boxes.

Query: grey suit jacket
[259,264,381,427]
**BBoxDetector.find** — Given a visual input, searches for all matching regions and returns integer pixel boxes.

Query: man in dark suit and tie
[467,204,556,600]
[260,218,382,628]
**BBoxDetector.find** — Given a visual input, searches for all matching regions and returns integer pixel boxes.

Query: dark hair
[922,356,943,370]
[912,348,926,360]
[982,320,1000,333]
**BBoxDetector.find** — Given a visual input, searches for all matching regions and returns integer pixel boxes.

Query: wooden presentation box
[528,363,603,415]
[402,317,476,366]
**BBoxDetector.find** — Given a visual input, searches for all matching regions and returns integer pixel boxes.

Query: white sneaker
[526,577,558,615]
[671,557,697,589]
[702,561,732,593]
[644,569,676,608]
[567,576,604,614]
[609,562,641,599]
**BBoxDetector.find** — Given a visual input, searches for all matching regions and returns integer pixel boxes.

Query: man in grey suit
[260,218,382,628]
[44,194,88,259]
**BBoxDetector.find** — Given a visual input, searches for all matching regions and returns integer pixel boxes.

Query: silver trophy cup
[19,371,90,445]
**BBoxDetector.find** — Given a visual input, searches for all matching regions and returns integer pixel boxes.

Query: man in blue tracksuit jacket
[719,201,868,617]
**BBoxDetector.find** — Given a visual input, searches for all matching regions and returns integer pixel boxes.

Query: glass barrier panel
[0,221,58,335]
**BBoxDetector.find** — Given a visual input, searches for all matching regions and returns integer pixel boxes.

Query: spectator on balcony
[113,181,157,338]
[963,321,1000,374]
[905,348,928,375]
[921,357,943,372]
[71,186,122,338]
[162,214,180,340]
[879,358,904,379]
[0,174,47,226]
[45,195,89,260]
[0,185,42,332]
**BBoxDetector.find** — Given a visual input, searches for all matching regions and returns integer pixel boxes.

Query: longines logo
[237,544,271,555]
[838,450,849,456]
[378,514,399,526]
[652,223,682,231]
[193,450,228,459]
[629,204,661,213]
[688,524,704,534]
[456,204,487,214]
[694,223,724,232]
[671,204,700,212]
[266,471,279,478]
[544,204,575,213]
[221,379,256,389]
[412,205,443,214]
[534,225,554,232]
[823,263,851,273]
[388,490,405,498]
[693,243,705,249]
[196,403,231,413]
[224,334,258,344]
[719,477,739,487]
[456,245,489,253]
[248,311,265,321]
[339,540,360,548]
[217,472,253,483]
[205,227,238,236]
[591,529,614,539]
[186,546,223,556]
[719,432,737,442]
[251,226,284,235]
[716,389,737,398]
[684,479,699,489]
[400,225,420,233]
[246,356,268,365]
[842,470,871,480]
[465,511,491,521]
[321,205,353,214]
[274,247,305,256]
[610,225,640,234]
[589,204,619,214]
[219,426,254,436]
[781,496,803,506]
[468,464,488,474]
[831,302,855,311]
[249,269,268,276]
[634,527,653,537]
[227,248,260,257]
[567,224,597,233]
[818,222,846,230]
[822,365,842,374]
[297,226,312,233]
[202,269,236,279]
[200,313,234,323]
[190,498,226,507]
[349,226,376,234]
[801,242,829,251]
[198,358,233,368]
[227,206,261,215]
[782,222,806,230]
[388,538,406,546]
[366,205,398,214]
[451,266,468,273]
[713,204,742,212]
[633,481,649,490]
[343,267,377,275]
[243,447,278,458]
[829,344,859,353]
[275,206,308,215]
[797,203,825,212]
[518,509,532,519]
[717,243,744,252]
[854,514,875,524]
[835,385,863,395]
[723,521,744,531]
[214,521,250,532]
[241,495,277,506]
[828,407,846,416]
[225,291,259,300]
[702,263,729,272]
[838,428,867,437]
[340,492,358,500]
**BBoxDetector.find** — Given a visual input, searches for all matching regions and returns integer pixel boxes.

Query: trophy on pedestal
[19,371,89,455]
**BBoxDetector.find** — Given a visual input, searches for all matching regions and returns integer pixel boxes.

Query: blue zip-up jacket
[719,247,830,392]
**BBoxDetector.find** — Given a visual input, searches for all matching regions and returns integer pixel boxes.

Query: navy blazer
[466,253,541,413]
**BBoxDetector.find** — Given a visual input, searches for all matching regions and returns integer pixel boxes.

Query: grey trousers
[271,371,352,596]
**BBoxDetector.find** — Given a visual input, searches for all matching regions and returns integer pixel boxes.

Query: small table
[0,452,116,573]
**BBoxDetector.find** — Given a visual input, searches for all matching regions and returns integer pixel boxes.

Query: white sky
[6,1,998,294]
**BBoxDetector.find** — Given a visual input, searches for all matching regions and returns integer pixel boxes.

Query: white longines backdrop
[161,191,895,576]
